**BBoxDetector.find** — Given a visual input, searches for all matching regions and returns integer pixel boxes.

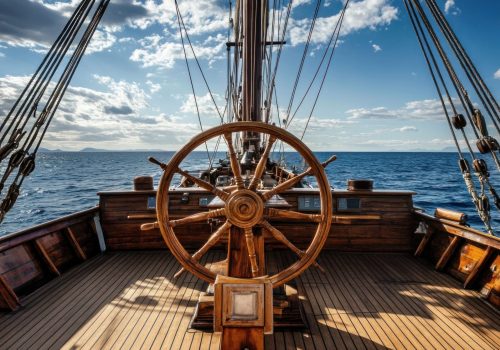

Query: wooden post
[215,275,273,350]
[415,227,434,257]
[66,227,87,261]
[34,240,60,276]
[464,246,493,289]
[435,236,462,271]
[223,227,266,349]
[0,275,20,311]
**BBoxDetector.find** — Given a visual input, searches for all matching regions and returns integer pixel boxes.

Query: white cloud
[0,52,4,58]
[346,98,461,120]
[146,81,161,94]
[86,30,117,54]
[444,0,460,15]
[372,44,382,52]
[288,0,398,45]
[0,74,203,150]
[445,0,455,14]
[494,68,500,80]
[398,126,417,132]
[130,33,226,69]
[180,93,224,118]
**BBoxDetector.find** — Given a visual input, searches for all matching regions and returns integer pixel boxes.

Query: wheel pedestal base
[189,282,307,331]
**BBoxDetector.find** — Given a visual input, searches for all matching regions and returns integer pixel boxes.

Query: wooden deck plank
[52,253,158,350]
[362,253,472,350]
[56,252,157,350]
[0,251,498,350]
[0,253,109,331]
[1,253,125,349]
[95,254,174,350]
[79,255,168,349]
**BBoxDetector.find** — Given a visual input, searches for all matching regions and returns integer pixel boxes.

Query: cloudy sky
[0,0,498,151]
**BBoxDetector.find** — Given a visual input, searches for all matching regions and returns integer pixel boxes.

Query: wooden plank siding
[0,251,498,349]
[413,211,500,309]
[0,208,101,310]
[99,188,418,252]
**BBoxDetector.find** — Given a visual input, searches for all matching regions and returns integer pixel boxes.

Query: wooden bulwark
[0,208,101,310]
[99,188,418,252]
[0,251,498,349]
[414,211,500,308]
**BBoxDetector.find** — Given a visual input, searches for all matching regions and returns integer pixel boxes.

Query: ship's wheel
[156,121,332,287]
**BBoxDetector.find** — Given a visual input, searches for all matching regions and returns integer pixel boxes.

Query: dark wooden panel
[0,245,44,290]
[99,189,417,252]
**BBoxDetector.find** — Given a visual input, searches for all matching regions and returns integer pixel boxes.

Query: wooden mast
[241,0,264,152]
[223,2,267,348]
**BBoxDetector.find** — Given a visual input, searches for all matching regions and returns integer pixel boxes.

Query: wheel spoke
[176,167,230,201]
[261,155,336,201]
[249,135,276,190]
[224,132,245,189]
[174,221,231,278]
[243,227,260,277]
[169,208,226,227]
[259,220,325,273]
[266,208,322,222]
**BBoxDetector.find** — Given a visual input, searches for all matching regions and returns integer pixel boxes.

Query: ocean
[0,151,498,236]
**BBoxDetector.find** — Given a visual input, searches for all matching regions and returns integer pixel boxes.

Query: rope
[264,0,294,124]
[174,2,211,164]
[405,0,495,233]
[283,0,322,127]
[0,0,108,223]
[298,0,349,141]
[175,0,224,123]
[426,0,500,120]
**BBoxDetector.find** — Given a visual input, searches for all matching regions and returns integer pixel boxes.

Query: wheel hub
[225,189,264,228]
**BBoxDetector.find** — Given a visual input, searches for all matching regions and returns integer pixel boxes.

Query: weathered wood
[415,227,434,257]
[100,189,415,252]
[65,227,87,261]
[434,207,467,225]
[0,207,98,253]
[0,274,20,311]
[436,236,462,271]
[415,211,500,250]
[33,240,60,276]
[464,246,493,289]
[1,251,499,348]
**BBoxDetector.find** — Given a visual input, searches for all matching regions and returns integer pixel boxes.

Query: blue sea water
[0,151,498,236]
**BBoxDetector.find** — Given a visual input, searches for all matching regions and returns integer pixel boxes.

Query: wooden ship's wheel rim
[157,121,332,287]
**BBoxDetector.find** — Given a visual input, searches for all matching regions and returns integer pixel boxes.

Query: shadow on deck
[0,251,498,350]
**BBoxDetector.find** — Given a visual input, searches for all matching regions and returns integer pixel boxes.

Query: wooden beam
[0,207,98,253]
[66,227,87,261]
[0,275,20,311]
[34,240,60,276]
[464,246,493,289]
[414,211,500,250]
[414,227,434,257]
[435,236,462,271]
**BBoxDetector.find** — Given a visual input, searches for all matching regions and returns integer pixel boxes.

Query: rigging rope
[0,0,109,223]
[405,0,496,233]
[283,0,322,128]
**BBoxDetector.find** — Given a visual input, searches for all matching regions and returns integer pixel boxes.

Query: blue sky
[0,0,498,151]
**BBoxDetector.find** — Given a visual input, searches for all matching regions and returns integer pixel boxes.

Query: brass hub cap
[225,189,264,228]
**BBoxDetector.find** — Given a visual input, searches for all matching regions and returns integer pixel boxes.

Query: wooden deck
[0,251,498,350]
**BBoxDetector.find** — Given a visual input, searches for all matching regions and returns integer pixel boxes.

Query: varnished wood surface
[0,250,498,350]
[414,211,500,308]
[100,189,416,252]
[0,208,100,310]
